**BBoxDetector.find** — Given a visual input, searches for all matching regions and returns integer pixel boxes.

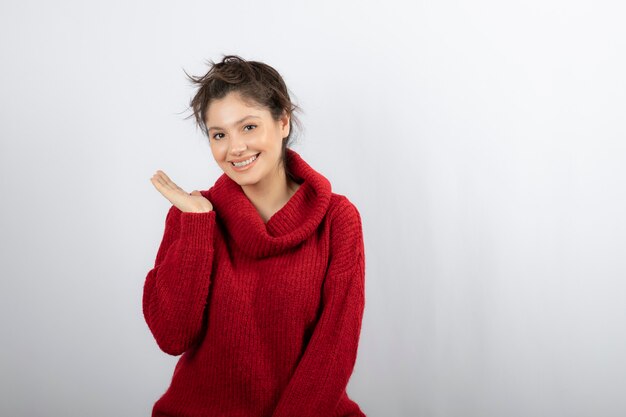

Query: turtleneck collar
[205,148,332,259]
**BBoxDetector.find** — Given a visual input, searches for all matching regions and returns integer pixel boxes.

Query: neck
[241,168,301,224]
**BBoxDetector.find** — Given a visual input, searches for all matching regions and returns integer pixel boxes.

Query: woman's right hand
[150,170,214,213]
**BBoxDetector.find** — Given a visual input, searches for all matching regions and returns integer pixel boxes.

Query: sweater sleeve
[142,205,217,356]
[271,201,366,417]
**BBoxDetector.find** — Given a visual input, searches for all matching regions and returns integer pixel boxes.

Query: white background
[1,1,625,416]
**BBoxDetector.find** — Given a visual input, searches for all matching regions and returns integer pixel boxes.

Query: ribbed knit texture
[142,148,366,417]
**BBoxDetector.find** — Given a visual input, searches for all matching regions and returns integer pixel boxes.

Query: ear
[280,110,290,138]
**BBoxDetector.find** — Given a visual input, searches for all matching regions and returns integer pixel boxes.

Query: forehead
[206,93,267,124]
[208,92,263,114]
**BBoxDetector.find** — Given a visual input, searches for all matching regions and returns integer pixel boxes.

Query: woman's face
[205,91,290,187]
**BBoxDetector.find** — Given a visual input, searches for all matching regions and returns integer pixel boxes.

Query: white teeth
[232,153,258,167]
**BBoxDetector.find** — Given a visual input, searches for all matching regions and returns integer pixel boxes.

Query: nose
[229,133,247,156]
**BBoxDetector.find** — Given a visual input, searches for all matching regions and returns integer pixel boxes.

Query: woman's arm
[271,199,366,417]
[142,205,217,356]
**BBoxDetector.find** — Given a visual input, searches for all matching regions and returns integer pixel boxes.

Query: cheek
[210,144,227,159]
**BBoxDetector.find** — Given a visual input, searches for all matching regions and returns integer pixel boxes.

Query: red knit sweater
[142,148,366,417]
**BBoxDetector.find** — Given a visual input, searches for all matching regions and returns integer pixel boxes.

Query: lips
[230,152,260,165]
[230,152,261,171]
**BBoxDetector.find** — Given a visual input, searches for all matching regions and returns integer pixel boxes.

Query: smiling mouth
[231,152,260,167]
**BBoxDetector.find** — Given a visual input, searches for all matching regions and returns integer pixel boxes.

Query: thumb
[190,190,201,196]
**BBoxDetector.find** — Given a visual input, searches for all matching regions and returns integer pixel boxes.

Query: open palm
[150,170,213,213]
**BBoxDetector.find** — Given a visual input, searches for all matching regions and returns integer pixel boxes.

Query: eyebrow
[207,115,261,132]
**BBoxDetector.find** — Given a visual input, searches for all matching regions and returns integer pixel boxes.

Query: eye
[212,125,256,140]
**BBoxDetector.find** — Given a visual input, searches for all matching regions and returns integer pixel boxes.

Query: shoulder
[329,193,361,219]
[327,193,363,236]
[326,193,365,275]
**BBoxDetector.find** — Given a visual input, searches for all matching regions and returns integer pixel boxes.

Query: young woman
[143,55,366,417]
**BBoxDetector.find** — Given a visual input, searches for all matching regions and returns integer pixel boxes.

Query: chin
[225,169,258,184]
[234,178,261,188]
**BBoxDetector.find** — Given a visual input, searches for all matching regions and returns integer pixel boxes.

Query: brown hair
[183,54,304,183]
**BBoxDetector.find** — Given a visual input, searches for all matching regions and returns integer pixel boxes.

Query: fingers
[153,170,171,188]
[150,171,195,206]
[157,170,184,192]
[151,172,167,188]
[151,170,178,191]
[156,170,172,184]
